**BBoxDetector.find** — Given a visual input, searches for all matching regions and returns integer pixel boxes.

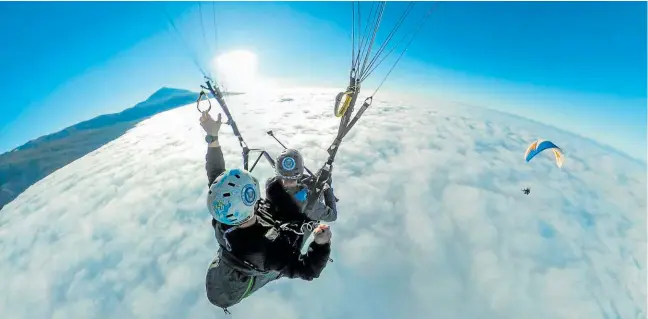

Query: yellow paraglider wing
[524,140,539,161]
[552,148,565,168]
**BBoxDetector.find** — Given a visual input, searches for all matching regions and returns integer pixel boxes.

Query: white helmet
[207,168,260,225]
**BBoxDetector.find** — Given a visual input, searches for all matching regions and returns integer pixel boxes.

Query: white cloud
[1,89,645,318]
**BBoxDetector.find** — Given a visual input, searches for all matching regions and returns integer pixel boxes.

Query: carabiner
[196,91,212,113]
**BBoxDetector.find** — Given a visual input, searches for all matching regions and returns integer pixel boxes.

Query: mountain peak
[146,87,195,103]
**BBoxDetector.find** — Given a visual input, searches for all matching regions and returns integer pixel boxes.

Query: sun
[213,50,259,92]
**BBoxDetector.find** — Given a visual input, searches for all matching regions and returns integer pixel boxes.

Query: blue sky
[0,1,645,161]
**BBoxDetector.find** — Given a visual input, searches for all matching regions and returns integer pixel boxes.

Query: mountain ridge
[0,87,239,210]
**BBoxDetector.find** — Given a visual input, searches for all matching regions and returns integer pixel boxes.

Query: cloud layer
[1,89,645,319]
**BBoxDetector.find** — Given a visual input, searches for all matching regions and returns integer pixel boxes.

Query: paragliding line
[212,2,219,55]
[166,1,435,210]
[161,6,210,79]
[368,4,436,95]
[198,3,210,58]
[163,5,274,173]
[202,79,275,172]
[361,2,415,80]
[305,1,436,211]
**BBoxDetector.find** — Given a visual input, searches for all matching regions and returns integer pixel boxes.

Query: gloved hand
[313,224,332,245]
[200,112,222,136]
[315,166,332,186]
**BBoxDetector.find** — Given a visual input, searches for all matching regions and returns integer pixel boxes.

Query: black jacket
[265,174,338,222]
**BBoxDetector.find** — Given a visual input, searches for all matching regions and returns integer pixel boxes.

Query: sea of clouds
[1,89,645,319]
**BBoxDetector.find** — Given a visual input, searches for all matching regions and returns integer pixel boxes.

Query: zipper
[240,276,255,301]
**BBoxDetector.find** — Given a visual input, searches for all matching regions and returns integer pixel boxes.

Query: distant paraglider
[524,139,565,168]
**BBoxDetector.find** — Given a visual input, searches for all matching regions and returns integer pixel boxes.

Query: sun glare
[213,50,259,92]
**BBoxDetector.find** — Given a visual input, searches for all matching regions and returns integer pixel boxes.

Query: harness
[218,199,314,273]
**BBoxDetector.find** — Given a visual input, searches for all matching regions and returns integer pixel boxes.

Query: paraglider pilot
[200,111,332,313]
[267,148,338,222]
